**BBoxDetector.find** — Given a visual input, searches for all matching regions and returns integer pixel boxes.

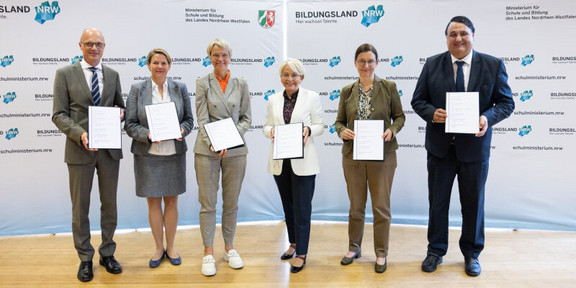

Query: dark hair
[445,16,475,35]
[354,43,378,61]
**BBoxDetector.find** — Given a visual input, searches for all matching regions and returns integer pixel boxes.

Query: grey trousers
[67,150,119,262]
[342,151,397,258]
[195,153,246,247]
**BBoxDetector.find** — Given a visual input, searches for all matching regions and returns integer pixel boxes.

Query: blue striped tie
[88,67,101,106]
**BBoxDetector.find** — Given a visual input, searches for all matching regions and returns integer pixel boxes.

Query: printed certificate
[446,92,480,134]
[273,122,304,160]
[204,117,244,151]
[353,119,385,161]
[88,106,122,149]
[145,102,182,142]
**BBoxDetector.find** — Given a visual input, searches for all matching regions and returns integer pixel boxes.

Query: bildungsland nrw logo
[330,90,340,101]
[258,10,275,28]
[202,57,211,67]
[3,92,16,104]
[391,56,403,67]
[138,56,147,67]
[361,5,384,27]
[520,90,533,102]
[71,55,83,64]
[5,128,19,140]
[521,55,534,66]
[329,124,336,134]
[1,55,14,67]
[519,125,532,137]
[264,57,275,67]
[329,56,341,67]
[264,90,275,101]
[398,90,403,97]
[34,1,60,24]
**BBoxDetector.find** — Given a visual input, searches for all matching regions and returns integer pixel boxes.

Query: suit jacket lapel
[468,50,480,92]
[442,52,457,92]
[72,62,93,102]
[142,79,153,106]
[168,79,182,117]
[209,73,232,116]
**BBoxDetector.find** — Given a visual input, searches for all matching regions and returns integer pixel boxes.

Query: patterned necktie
[88,67,101,105]
[455,61,465,92]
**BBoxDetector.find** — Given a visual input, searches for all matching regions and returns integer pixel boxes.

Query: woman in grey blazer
[193,39,251,276]
[124,48,194,268]
[263,59,324,273]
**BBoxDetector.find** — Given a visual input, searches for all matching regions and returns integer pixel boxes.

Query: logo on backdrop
[398,90,403,97]
[71,55,83,64]
[138,56,147,67]
[549,127,575,135]
[329,124,336,134]
[552,56,576,64]
[202,57,211,67]
[5,128,19,140]
[264,90,275,101]
[518,125,532,137]
[329,56,341,67]
[361,5,384,27]
[329,90,340,101]
[258,10,275,28]
[391,56,403,67]
[1,55,14,67]
[520,90,533,102]
[2,92,16,104]
[264,56,275,67]
[34,1,60,24]
[521,54,534,66]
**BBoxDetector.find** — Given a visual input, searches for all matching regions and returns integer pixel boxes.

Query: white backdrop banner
[0,0,575,236]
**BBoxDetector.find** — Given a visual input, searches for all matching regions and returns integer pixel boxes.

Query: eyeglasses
[211,53,230,59]
[82,42,105,49]
[357,59,376,66]
[281,73,301,79]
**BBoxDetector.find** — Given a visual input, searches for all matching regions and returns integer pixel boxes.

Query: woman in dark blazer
[334,43,405,273]
[124,48,194,268]
[263,58,324,273]
[193,38,251,277]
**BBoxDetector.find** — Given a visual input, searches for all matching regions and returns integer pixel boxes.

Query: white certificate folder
[445,92,480,134]
[273,122,304,160]
[145,102,182,142]
[203,117,245,152]
[88,106,122,149]
[353,119,384,161]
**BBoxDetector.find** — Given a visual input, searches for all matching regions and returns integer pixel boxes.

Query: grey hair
[279,58,306,80]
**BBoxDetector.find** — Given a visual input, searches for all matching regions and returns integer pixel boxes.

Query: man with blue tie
[52,28,125,282]
[411,16,514,277]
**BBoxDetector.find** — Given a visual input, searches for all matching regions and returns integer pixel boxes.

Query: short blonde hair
[279,58,305,80]
[206,38,232,57]
[147,48,172,65]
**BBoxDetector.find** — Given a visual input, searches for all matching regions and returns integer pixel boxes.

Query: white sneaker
[201,255,216,276]
[223,249,244,269]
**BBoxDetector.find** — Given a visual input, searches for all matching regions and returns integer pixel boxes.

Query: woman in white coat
[263,58,324,273]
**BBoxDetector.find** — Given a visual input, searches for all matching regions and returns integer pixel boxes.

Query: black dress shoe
[421,254,443,272]
[77,261,93,282]
[281,244,296,260]
[290,255,306,273]
[100,255,123,274]
[340,250,361,265]
[281,250,295,260]
[465,257,481,277]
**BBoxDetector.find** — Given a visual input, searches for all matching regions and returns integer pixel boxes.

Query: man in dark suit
[411,16,514,277]
[52,28,125,282]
